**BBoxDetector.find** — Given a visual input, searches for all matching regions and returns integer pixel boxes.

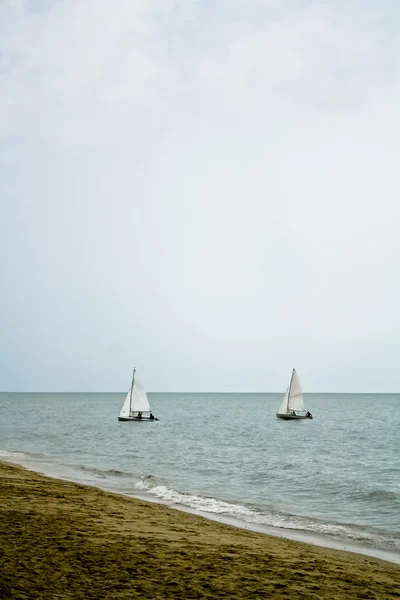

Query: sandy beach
[0,460,399,599]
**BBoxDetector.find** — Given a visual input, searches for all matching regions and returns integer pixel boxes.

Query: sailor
[137,412,142,419]
[149,413,155,420]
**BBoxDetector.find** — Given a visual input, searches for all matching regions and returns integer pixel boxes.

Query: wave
[0,449,49,460]
[1,451,399,556]
[349,488,400,504]
[365,489,400,501]
[135,474,400,551]
[136,475,257,520]
[79,466,131,479]
[0,450,139,483]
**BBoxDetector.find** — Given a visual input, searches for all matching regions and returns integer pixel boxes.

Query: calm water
[1,392,399,561]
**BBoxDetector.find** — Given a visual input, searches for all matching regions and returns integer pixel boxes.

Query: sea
[1,392,399,563]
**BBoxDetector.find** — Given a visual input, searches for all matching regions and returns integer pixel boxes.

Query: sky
[1,0,400,392]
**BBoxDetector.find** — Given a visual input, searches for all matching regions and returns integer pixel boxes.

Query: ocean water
[1,392,399,562]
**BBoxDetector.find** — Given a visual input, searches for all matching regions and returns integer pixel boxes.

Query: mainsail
[130,378,151,412]
[287,369,304,412]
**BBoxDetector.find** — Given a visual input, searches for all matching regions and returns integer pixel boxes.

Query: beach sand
[0,460,399,599]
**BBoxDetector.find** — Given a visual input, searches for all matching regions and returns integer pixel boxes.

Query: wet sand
[1,460,399,599]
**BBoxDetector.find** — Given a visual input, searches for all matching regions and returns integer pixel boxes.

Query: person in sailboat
[306,411,312,418]
[137,412,143,419]
[149,413,155,420]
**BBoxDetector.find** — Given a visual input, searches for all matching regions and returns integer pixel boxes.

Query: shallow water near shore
[1,392,399,561]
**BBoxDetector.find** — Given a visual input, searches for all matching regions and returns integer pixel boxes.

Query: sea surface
[1,392,399,562]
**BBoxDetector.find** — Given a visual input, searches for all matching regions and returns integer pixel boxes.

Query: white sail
[287,369,305,412]
[118,372,151,419]
[119,390,132,419]
[130,378,151,412]
[277,388,289,415]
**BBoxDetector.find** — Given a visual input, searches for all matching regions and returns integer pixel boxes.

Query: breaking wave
[135,474,400,552]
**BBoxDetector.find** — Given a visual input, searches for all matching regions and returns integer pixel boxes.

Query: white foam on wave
[0,449,53,464]
[135,475,398,548]
[136,477,256,519]
[1,453,399,562]
[0,449,115,487]
[0,450,31,460]
[0,452,392,547]
[2,450,399,557]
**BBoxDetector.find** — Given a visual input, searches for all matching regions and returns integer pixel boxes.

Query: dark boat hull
[118,416,158,422]
[276,413,312,420]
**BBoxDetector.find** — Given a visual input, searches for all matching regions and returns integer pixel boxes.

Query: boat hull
[118,416,157,422]
[276,413,312,420]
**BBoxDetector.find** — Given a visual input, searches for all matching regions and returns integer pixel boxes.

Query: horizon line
[1,390,399,395]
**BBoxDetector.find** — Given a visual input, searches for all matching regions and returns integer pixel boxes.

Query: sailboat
[276,369,313,420]
[118,368,158,422]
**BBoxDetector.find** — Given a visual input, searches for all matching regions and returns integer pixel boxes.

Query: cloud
[1,0,400,391]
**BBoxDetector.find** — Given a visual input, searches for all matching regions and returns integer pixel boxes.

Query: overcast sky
[1,0,399,392]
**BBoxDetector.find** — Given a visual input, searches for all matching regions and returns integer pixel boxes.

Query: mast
[287,368,295,412]
[129,368,136,416]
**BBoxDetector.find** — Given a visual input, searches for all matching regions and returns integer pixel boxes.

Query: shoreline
[127,491,400,566]
[170,505,400,566]
[1,459,399,598]
[2,454,400,567]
